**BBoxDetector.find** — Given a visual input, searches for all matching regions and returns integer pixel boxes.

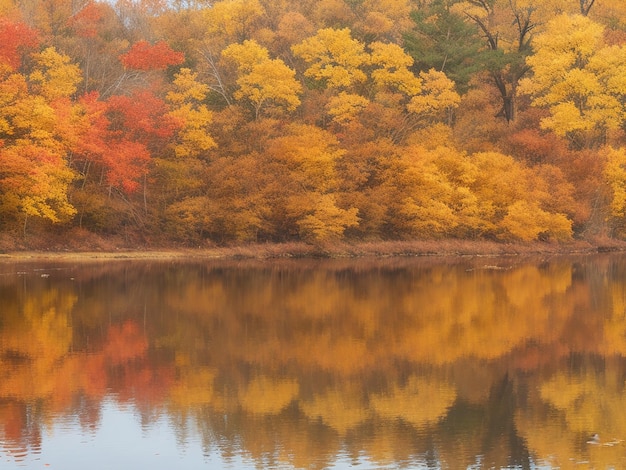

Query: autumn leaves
[520,13,626,149]
[1,0,626,243]
[0,43,79,229]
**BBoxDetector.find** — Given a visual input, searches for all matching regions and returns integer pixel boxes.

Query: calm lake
[2,254,626,469]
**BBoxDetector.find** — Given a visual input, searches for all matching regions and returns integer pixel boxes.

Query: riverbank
[1,238,626,261]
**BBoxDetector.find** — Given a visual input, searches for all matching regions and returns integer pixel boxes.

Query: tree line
[1,0,626,244]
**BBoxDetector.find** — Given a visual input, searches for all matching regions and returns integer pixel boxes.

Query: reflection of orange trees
[0,279,162,453]
[148,259,597,468]
[604,281,626,355]
[100,321,172,408]
[0,316,154,409]
[103,321,148,365]
[0,402,42,461]
[0,285,76,457]
[359,421,427,468]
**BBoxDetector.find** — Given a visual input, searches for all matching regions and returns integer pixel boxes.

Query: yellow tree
[293,29,459,135]
[358,0,413,40]
[291,27,369,89]
[221,40,302,118]
[0,145,76,228]
[369,41,460,120]
[369,41,421,95]
[264,123,359,242]
[603,146,626,237]
[166,68,215,158]
[469,151,573,241]
[203,0,265,43]
[519,13,626,148]
[29,47,83,100]
[0,47,80,231]
[152,68,216,241]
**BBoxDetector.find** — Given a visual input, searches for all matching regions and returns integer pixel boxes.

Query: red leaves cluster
[67,2,107,39]
[119,40,184,71]
[103,321,148,365]
[73,90,181,194]
[0,19,39,70]
[107,90,179,142]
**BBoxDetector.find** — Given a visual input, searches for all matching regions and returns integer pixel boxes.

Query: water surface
[1,255,626,469]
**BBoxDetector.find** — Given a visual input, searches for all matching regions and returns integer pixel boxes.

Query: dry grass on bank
[1,236,624,261]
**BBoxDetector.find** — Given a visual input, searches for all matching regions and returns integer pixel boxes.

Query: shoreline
[1,239,626,261]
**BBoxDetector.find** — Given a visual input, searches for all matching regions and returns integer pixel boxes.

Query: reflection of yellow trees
[360,423,423,468]
[540,369,626,434]
[158,260,577,376]
[604,283,626,355]
[8,257,626,468]
[300,385,370,435]
[518,361,626,469]
[239,376,299,415]
[0,288,75,402]
[169,365,216,408]
[150,258,609,468]
[392,263,574,364]
[540,372,588,413]
[370,376,456,428]
[515,405,576,469]
[215,407,340,470]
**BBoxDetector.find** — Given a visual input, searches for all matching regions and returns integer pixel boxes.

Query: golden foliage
[300,386,370,435]
[203,0,265,41]
[169,365,216,407]
[29,47,82,100]
[520,13,626,147]
[407,69,460,116]
[370,376,457,428]
[326,91,370,123]
[292,28,369,88]
[166,68,216,157]
[222,40,301,116]
[369,41,421,95]
[239,376,299,415]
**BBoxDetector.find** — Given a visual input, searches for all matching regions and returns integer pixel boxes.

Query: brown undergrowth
[0,230,624,261]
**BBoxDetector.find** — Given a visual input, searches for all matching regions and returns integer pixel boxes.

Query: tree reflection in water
[1,255,626,468]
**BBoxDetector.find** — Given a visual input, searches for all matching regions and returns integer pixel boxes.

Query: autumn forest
[2,0,626,246]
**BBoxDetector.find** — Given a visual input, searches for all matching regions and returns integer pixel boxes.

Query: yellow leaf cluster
[222,40,301,116]
[604,147,626,218]
[295,193,359,242]
[29,47,82,101]
[407,69,460,116]
[369,42,421,95]
[370,376,457,428]
[204,0,265,41]
[291,28,369,88]
[239,376,299,415]
[520,13,626,143]
[167,69,216,157]
[326,92,370,123]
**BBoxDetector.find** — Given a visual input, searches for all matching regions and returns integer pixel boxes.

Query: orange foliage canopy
[119,40,185,71]
[0,19,39,70]
[67,2,107,39]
